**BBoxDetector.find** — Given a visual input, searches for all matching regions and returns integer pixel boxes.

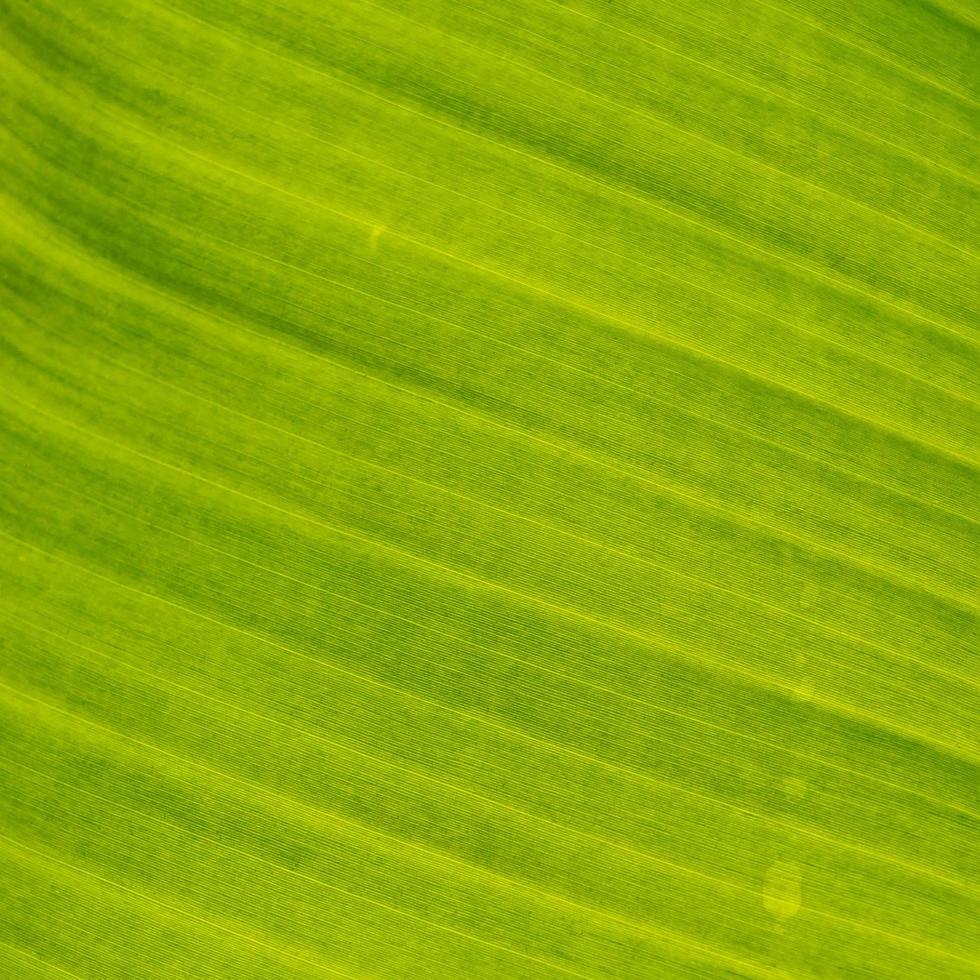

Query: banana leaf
[1,0,978,976]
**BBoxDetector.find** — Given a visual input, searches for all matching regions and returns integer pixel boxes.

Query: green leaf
[1,0,978,976]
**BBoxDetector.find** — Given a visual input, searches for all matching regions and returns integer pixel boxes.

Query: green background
[1,0,978,976]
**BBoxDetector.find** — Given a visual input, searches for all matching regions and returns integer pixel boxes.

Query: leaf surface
[1,0,979,976]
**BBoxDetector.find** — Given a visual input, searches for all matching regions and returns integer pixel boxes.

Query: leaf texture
[1,0,979,977]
